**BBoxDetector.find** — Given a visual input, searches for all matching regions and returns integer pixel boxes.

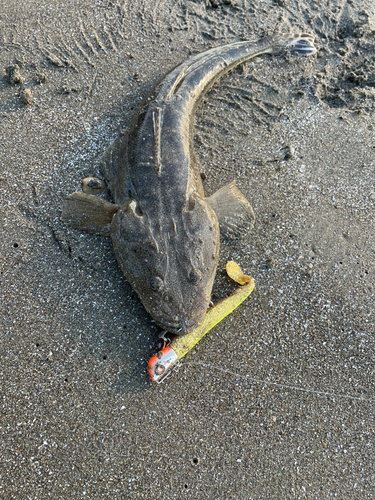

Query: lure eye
[151,276,164,292]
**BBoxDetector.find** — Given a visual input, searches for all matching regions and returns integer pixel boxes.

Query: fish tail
[268,32,317,57]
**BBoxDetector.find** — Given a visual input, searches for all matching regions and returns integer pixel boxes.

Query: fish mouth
[163,309,206,336]
[152,295,209,335]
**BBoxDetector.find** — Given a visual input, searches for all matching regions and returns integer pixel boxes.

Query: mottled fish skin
[106,34,316,334]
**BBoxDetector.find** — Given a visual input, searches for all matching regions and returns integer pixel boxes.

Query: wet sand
[1,0,374,497]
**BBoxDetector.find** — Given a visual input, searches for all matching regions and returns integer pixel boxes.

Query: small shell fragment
[226,261,252,285]
[20,89,33,106]
[6,64,23,85]
[82,177,105,195]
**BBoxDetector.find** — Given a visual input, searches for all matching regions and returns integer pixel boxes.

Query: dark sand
[1,0,374,498]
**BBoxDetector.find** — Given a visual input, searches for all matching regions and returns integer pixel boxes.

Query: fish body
[61,33,316,334]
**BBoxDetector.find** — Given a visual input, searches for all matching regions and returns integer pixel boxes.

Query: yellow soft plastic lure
[148,261,254,382]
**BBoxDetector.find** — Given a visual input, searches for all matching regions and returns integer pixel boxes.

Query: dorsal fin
[152,107,162,174]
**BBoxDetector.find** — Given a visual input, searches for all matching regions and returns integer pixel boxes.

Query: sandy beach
[1,0,374,497]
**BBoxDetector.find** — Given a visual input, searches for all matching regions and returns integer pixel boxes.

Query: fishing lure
[148,262,254,382]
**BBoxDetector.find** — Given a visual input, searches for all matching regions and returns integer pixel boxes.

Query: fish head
[111,196,220,334]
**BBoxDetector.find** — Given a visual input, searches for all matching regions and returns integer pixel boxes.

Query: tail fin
[270,33,317,57]
[287,33,317,56]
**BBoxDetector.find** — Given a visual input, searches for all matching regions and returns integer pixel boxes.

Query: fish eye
[151,276,164,292]
[188,270,202,285]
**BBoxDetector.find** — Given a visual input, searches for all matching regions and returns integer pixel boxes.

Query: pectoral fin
[61,192,120,236]
[206,181,255,239]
